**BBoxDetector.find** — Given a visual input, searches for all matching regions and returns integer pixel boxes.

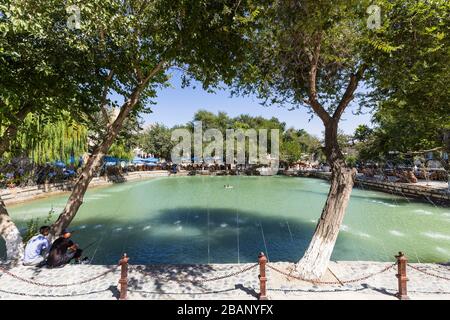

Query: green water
[2,176,450,264]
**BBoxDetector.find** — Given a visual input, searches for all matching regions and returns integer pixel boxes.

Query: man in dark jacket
[46,229,83,268]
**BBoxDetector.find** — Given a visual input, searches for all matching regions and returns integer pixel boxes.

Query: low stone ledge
[1,171,170,205]
[289,170,449,204]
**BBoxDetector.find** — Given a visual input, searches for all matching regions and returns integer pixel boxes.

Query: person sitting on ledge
[23,226,51,266]
[46,229,83,268]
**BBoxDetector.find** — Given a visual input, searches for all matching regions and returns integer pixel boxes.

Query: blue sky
[138,72,374,138]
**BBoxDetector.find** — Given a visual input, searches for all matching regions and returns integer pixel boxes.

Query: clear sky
[139,71,374,138]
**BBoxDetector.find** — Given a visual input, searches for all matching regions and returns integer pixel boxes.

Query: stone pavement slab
[0,262,449,300]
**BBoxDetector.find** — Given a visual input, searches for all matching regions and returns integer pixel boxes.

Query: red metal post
[395,252,409,300]
[118,253,129,300]
[258,252,268,300]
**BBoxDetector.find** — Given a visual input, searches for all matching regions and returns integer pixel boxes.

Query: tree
[282,128,322,164]
[139,123,174,160]
[107,143,134,161]
[353,125,373,143]
[281,140,302,164]
[189,111,287,162]
[0,0,99,263]
[232,0,449,279]
[357,0,450,160]
[48,0,254,239]
[231,0,374,279]
[5,113,88,165]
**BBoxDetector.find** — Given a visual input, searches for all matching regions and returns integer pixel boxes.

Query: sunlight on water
[2,176,449,264]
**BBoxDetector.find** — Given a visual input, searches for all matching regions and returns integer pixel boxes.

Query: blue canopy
[104,156,119,166]
[54,160,66,168]
[104,156,119,163]
[133,157,159,164]
[132,157,144,164]
[63,169,76,176]
[145,163,157,166]
[143,157,159,163]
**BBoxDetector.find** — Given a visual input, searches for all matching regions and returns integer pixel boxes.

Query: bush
[22,207,54,244]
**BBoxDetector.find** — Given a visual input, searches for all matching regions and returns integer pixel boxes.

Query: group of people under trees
[360,165,447,183]
[23,226,88,268]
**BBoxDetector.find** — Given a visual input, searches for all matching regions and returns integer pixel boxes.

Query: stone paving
[0,261,449,300]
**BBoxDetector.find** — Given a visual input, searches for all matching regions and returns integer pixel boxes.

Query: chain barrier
[3,253,450,300]
[0,287,113,298]
[0,265,118,288]
[130,263,259,284]
[407,264,450,281]
[266,262,397,285]
[127,287,240,296]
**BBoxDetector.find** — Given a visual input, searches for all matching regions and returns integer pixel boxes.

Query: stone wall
[355,179,450,204]
[290,170,450,204]
[0,170,170,205]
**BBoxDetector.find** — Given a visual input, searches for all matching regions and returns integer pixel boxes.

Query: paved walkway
[0,261,449,300]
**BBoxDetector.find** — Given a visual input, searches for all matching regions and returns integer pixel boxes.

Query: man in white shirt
[23,226,50,266]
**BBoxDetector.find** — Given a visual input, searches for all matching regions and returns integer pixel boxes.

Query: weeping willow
[8,113,88,165]
[108,142,134,161]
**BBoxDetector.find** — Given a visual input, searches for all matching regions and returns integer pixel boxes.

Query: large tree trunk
[50,89,142,239]
[0,106,31,263]
[295,121,356,280]
[0,198,24,264]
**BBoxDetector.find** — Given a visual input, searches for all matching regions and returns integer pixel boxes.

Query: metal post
[395,252,409,300]
[258,252,268,300]
[118,253,129,300]
[447,172,450,193]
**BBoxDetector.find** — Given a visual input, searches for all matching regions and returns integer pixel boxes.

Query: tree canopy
[355,0,450,160]
[136,110,322,164]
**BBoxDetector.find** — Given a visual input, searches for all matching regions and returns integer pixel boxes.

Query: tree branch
[306,32,331,125]
[332,64,367,121]
[100,69,114,126]
[142,60,166,85]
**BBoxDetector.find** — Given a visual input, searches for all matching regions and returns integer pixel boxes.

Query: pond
[2,176,450,264]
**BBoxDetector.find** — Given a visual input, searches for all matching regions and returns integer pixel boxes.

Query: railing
[0,251,449,300]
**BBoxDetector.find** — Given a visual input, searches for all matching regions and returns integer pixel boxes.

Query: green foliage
[345,155,358,168]
[281,140,303,164]
[282,128,323,164]
[1,0,253,160]
[139,123,174,160]
[137,111,321,164]
[108,143,133,161]
[230,0,449,165]
[357,0,450,159]
[232,0,374,113]
[22,206,54,244]
[0,0,100,149]
[353,125,373,143]
[4,113,88,165]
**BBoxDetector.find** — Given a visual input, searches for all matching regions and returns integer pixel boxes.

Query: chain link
[407,264,450,281]
[131,263,259,283]
[0,265,118,287]
[0,287,113,298]
[266,263,397,285]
